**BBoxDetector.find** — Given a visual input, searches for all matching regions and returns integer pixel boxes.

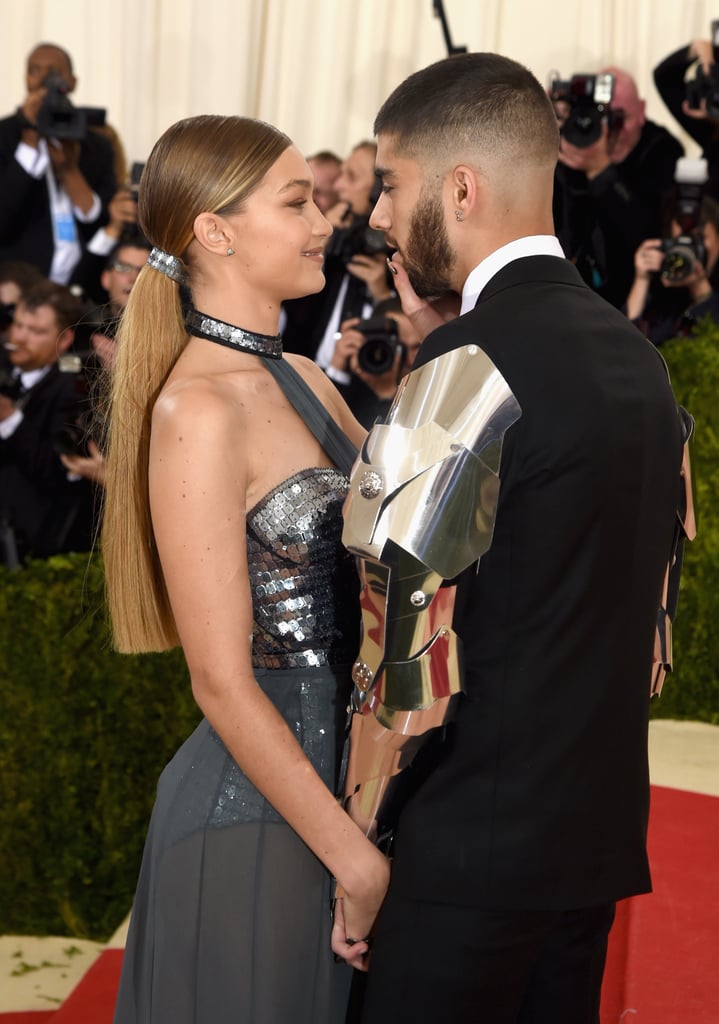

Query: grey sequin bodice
[247,467,359,669]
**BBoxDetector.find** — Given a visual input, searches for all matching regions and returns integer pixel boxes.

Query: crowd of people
[1,35,716,565]
[0,30,706,1024]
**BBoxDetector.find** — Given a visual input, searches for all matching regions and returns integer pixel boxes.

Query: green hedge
[0,553,200,940]
[0,323,717,940]
[651,320,719,723]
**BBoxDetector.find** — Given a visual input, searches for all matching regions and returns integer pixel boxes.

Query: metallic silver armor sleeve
[651,406,697,697]
[341,344,521,848]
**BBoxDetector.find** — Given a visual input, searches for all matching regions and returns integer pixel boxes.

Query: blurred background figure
[552,66,683,309]
[0,279,95,564]
[307,150,341,214]
[0,43,116,284]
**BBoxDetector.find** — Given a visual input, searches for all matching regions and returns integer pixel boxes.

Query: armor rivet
[358,470,384,499]
[467,345,478,355]
[410,590,426,607]
[352,660,373,689]
[441,629,450,638]
[450,443,461,453]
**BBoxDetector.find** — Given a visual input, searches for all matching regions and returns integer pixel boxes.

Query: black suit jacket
[388,255,683,911]
[0,113,116,275]
[0,362,95,560]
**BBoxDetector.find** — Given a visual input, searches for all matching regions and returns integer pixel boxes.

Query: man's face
[370,135,457,298]
[26,45,75,94]
[101,246,148,312]
[609,77,645,164]
[334,147,377,216]
[308,158,340,213]
[6,303,72,371]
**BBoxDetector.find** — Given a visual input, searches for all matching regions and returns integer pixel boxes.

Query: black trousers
[354,889,616,1024]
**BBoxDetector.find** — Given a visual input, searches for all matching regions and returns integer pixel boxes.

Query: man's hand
[106,188,140,238]
[48,137,81,173]
[0,394,18,422]
[347,252,393,303]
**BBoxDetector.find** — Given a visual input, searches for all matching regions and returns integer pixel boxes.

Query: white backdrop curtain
[0,0,717,170]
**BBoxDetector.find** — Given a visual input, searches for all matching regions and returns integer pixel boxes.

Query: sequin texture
[246,467,359,668]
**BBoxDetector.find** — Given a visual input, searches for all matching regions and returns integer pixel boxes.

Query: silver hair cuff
[146,246,188,284]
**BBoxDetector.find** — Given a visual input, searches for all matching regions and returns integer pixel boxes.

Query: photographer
[654,32,719,200]
[326,299,422,428]
[626,193,719,346]
[0,279,95,563]
[0,43,116,284]
[553,67,683,309]
[282,140,394,359]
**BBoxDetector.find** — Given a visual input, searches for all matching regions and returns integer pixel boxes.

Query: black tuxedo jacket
[0,362,95,560]
[389,255,684,911]
[0,113,116,275]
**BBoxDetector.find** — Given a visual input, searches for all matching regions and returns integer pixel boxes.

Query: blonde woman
[104,115,389,1023]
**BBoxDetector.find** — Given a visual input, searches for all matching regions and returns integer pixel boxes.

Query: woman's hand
[331,848,391,971]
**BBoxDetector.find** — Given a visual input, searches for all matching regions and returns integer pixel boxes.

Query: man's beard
[402,192,456,299]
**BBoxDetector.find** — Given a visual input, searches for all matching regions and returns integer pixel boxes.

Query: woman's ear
[192,212,233,256]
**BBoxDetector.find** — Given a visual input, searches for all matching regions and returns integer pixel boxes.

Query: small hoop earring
[455,210,463,223]
[226,247,235,256]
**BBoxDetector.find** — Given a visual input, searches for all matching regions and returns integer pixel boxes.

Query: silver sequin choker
[185,307,283,359]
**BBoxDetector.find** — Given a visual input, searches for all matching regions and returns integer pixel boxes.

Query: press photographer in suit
[0,279,94,563]
[334,52,687,1023]
[0,43,116,283]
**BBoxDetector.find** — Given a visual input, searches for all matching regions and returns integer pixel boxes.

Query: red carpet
[2,786,716,1022]
[0,1016,54,1023]
[601,785,719,1022]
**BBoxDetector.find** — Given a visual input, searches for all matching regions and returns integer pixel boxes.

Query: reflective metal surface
[341,345,520,847]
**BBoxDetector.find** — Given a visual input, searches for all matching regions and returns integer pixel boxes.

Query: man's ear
[451,164,481,219]
[193,211,233,256]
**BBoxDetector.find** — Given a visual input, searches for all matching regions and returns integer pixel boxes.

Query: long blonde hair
[103,115,291,653]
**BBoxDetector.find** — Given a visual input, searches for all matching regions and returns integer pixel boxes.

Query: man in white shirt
[0,43,116,283]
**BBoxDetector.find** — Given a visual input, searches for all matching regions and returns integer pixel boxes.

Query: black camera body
[0,361,23,402]
[325,216,389,266]
[548,71,621,148]
[35,70,106,141]
[52,350,99,457]
[659,158,709,283]
[685,20,719,120]
[354,315,403,376]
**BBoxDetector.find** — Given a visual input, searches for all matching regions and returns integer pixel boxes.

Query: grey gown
[113,466,359,1023]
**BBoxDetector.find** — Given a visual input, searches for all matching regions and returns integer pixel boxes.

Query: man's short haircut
[105,231,152,270]
[0,260,44,294]
[30,42,74,76]
[19,280,84,333]
[374,52,559,171]
[307,149,341,168]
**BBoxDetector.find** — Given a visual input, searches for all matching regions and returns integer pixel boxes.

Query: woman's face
[226,145,332,303]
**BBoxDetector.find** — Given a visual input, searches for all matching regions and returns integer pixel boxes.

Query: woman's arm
[148,380,388,964]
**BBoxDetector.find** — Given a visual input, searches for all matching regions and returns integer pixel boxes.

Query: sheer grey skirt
[113,665,352,1024]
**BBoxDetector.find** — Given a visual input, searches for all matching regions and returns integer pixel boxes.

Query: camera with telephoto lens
[324,173,389,266]
[324,217,389,266]
[354,314,403,376]
[548,71,623,148]
[0,302,16,334]
[686,21,719,120]
[34,70,106,141]
[659,158,709,284]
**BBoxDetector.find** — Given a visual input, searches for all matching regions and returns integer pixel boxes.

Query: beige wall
[1,0,716,169]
